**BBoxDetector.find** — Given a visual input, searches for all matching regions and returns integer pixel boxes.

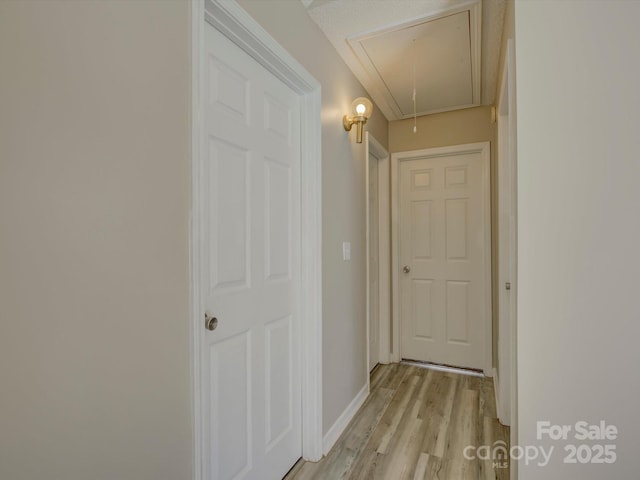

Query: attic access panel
[349,5,481,118]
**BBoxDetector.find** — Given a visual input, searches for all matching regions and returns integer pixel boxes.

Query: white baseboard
[322,384,369,455]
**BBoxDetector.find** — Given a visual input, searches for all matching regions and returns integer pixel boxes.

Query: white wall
[236,0,389,435]
[0,2,192,479]
[516,2,640,478]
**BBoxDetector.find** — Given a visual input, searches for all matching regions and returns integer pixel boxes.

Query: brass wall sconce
[343,97,373,143]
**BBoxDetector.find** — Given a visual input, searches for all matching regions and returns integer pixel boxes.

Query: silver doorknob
[205,313,218,331]
[403,265,411,274]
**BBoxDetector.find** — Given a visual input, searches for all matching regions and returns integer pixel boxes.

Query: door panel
[209,139,250,291]
[445,198,468,260]
[265,159,291,281]
[446,280,470,344]
[210,332,252,480]
[265,315,292,449]
[202,24,301,480]
[399,149,488,370]
[411,201,432,259]
[411,279,433,339]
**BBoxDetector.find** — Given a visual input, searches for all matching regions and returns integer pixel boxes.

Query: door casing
[365,132,390,373]
[390,142,493,374]
[497,39,517,427]
[496,38,518,480]
[190,1,324,478]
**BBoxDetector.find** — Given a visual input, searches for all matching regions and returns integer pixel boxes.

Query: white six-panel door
[397,144,490,370]
[202,24,302,480]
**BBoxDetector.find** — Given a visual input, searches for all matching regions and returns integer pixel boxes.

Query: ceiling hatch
[347,3,481,119]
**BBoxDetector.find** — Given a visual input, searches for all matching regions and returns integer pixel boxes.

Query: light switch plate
[342,242,351,261]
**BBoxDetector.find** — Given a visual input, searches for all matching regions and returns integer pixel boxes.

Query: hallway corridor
[286,363,509,480]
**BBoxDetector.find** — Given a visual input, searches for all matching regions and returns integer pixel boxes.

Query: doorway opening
[390,142,493,374]
[366,132,390,374]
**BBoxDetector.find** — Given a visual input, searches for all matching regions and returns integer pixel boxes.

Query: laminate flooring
[285,363,510,480]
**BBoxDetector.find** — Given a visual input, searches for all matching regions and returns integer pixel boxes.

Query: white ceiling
[301,0,506,121]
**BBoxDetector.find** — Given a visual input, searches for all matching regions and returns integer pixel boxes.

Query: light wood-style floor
[285,363,509,480]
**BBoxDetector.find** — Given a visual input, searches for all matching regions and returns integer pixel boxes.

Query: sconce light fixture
[343,97,373,143]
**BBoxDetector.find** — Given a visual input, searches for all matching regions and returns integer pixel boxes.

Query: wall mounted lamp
[343,97,373,143]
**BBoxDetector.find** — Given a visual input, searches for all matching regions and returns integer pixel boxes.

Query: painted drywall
[516,2,640,478]
[0,2,192,479]
[236,0,389,435]
[389,106,498,370]
[389,106,494,154]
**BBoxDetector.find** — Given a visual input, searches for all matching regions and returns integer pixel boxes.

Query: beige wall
[0,1,192,479]
[516,2,640,477]
[227,1,390,435]
[389,106,498,368]
[389,106,494,154]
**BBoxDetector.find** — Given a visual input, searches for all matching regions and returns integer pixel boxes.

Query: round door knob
[403,265,411,274]
[205,313,218,331]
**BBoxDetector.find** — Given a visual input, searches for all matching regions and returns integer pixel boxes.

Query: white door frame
[365,132,391,376]
[497,39,517,427]
[190,1,324,477]
[496,38,519,480]
[390,142,493,374]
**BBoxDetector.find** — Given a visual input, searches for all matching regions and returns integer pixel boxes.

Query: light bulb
[355,103,366,115]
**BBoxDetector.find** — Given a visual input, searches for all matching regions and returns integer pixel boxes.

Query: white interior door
[397,145,490,370]
[201,24,301,480]
[368,152,380,371]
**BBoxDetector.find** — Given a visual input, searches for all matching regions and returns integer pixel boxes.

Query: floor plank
[284,363,510,480]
